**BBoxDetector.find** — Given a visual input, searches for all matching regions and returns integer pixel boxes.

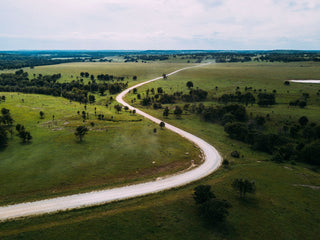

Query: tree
[16,123,24,133]
[133,88,138,94]
[39,111,45,119]
[159,121,165,129]
[193,185,215,204]
[162,73,167,79]
[1,108,13,126]
[89,95,95,104]
[163,107,169,118]
[302,140,320,165]
[82,111,86,121]
[75,126,88,142]
[193,185,231,224]
[18,129,32,143]
[174,106,183,118]
[0,125,8,148]
[257,93,276,106]
[114,104,122,113]
[299,116,308,127]
[232,178,256,198]
[157,87,163,94]
[186,81,194,89]
[199,199,232,224]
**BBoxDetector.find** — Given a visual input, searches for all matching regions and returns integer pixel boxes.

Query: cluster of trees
[289,93,310,108]
[124,55,170,62]
[257,93,276,106]
[16,123,32,143]
[223,112,320,165]
[0,95,5,103]
[289,99,307,108]
[137,85,208,109]
[217,92,256,105]
[0,108,32,148]
[97,74,125,81]
[0,53,78,70]
[257,51,320,62]
[0,108,13,148]
[1,51,320,71]
[0,70,128,104]
[200,104,247,124]
[215,87,277,107]
[178,99,320,166]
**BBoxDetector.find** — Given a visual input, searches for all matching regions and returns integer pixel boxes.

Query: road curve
[0,63,222,222]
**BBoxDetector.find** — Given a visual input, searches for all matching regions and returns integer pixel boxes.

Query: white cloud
[0,0,319,49]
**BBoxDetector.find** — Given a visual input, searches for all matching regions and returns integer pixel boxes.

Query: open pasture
[0,92,201,205]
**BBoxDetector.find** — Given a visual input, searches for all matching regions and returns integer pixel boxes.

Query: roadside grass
[0,92,201,205]
[0,159,319,240]
[1,62,320,239]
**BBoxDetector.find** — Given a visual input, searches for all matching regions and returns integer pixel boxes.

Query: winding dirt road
[0,63,222,221]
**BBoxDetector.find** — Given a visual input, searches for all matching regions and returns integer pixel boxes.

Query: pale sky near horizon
[0,0,319,50]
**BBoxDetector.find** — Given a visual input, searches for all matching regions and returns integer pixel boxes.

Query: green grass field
[1,61,320,240]
[0,92,201,205]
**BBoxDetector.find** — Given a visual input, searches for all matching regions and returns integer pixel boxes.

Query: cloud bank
[0,0,319,50]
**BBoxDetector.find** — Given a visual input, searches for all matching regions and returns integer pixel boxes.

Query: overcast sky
[0,0,319,50]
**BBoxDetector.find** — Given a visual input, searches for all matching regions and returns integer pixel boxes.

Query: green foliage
[301,140,320,165]
[88,95,95,104]
[0,70,128,104]
[0,125,8,148]
[159,121,165,129]
[114,104,122,113]
[232,178,256,198]
[75,126,89,142]
[218,92,255,105]
[18,129,32,143]
[193,185,215,204]
[257,93,276,106]
[193,185,231,225]
[299,116,309,126]
[39,111,45,119]
[186,81,193,89]
[202,104,247,123]
[174,106,183,118]
[163,107,169,117]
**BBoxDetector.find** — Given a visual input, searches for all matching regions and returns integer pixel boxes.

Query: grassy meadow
[1,61,320,239]
[0,92,201,205]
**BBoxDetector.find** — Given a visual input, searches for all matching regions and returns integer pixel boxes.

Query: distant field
[0,92,201,205]
[1,62,196,86]
[126,61,320,125]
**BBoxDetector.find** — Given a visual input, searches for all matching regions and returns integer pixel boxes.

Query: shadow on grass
[202,219,238,238]
[236,196,259,207]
